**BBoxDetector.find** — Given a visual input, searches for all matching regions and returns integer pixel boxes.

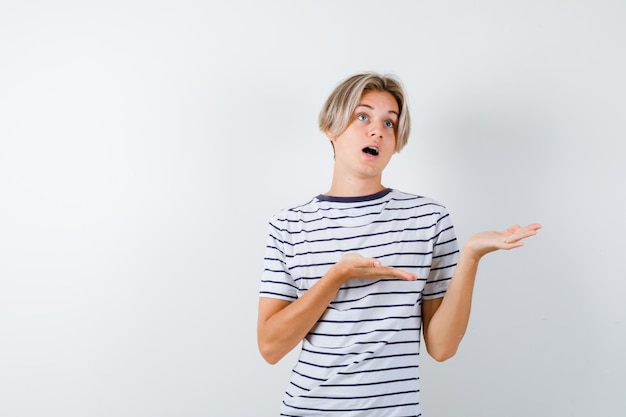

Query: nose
[369,120,385,139]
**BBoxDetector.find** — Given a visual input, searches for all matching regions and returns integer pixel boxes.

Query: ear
[325,129,336,142]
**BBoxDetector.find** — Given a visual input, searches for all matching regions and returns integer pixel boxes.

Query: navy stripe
[260,189,459,415]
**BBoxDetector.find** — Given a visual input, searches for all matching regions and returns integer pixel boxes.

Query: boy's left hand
[464,223,542,260]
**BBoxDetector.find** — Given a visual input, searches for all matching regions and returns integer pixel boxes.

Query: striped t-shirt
[259,188,460,416]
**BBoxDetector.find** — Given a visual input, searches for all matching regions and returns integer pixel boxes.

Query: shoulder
[267,196,324,231]
[388,189,450,214]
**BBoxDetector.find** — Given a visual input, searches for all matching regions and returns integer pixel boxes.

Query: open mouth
[362,146,379,156]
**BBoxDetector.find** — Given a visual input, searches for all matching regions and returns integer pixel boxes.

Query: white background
[1,1,624,416]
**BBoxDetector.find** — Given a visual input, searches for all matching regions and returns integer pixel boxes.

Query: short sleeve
[258,217,298,301]
[423,206,460,299]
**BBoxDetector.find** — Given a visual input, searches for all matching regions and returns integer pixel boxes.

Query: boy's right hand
[330,253,418,283]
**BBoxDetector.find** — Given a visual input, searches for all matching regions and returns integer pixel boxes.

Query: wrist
[324,264,348,288]
[461,244,484,263]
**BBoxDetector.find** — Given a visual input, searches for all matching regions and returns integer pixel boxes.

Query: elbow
[260,351,281,365]
[258,340,284,365]
[427,345,458,362]
[424,331,463,362]
[430,350,456,362]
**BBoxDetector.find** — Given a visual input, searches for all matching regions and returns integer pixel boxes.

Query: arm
[422,223,541,362]
[257,254,417,364]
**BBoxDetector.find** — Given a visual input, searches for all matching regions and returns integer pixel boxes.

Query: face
[327,90,399,183]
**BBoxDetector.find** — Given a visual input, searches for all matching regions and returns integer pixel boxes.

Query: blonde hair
[318,72,411,152]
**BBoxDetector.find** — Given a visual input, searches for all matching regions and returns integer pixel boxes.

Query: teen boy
[257,72,541,416]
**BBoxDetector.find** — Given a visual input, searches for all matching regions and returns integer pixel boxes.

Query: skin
[257,90,541,365]
[326,90,399,197]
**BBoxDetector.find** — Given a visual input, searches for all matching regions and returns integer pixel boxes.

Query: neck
[325,175,386,197]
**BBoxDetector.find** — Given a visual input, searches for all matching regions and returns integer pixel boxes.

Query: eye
[384,120,395,128]
[357,113,368,121]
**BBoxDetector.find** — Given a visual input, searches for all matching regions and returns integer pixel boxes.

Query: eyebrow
[355,103,399,118]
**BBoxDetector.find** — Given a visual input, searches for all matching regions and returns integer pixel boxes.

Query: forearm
[258,254,418,364]
[423,223,541,361]
[423,250,480,361]
[258,270,344,364]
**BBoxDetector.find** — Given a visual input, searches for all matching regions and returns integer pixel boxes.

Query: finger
[345,254,378,268]
[505,241,525,249]
[517,224,541,239]
[504,228,541,248]
[393,269,418,281]
[525,223,542,232]
[363,266,417,281]
[505,225,522,234]
[392,268,418,281]
[506,232,532,244]
[507,223,541,241]
[359,257,382,268]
